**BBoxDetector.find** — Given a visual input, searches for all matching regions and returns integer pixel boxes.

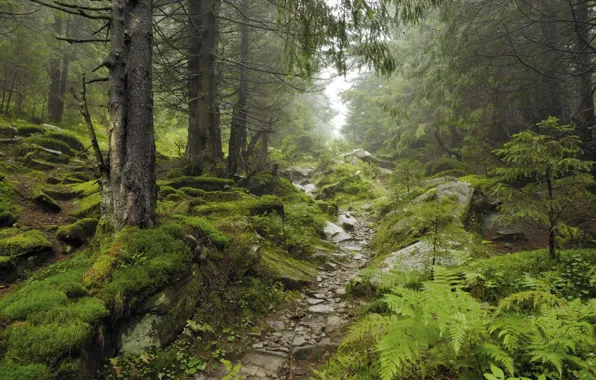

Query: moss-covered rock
[161,176,233,191]
[33,192,61,213]
[70,193,101,218]
[0,229,53,263]
[424,157,473,177]
[157,185,178,199]
[0,179,21,227]
[178,186,206,197]
[56,218,98,247]
[316,200,339,216]
[25,136,74,156]
[164,192,185,202]
[17,125,45,137]
[202,190,245,202]
[45,131,84,151]
[23,149,69,165]
[24,159,56,171]
[174,215,231,250]
[257,244,316,289]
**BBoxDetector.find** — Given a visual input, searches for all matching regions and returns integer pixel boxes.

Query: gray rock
[242,350,287,373]
[338,213,358,231]
[252,342,264,349]
[305,321,325,335]
[325,316,345,333]
[324,221,351,242]
[291,342,339,360]
[335,287,346,296]
[292,336,307,347]
[308,304,335,314]
[266,320,286,332]
[307,297,324,305]
[436,180,473,207]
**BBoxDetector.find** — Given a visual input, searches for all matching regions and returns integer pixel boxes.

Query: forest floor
[238,209,374,380]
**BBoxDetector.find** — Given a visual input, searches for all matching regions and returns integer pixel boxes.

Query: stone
[325,316,344,333]
[335,287,346,296]
[338,213,358,231]
[436,180,473,208]
[323,262,337,271]
[242,350,287,373]
[323,221,351,242]
[266,320,286,332]
[252,342,264,349]
[305,321,325,335]
[292,336,307,347]
[33,192,61,213]
[302,184,317,197]
[291,342,339,361]
[307,297,324,305]
[308,304,335,314]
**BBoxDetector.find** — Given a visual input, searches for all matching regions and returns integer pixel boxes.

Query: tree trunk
[0,67,6,113]
[102,0,156,232]
[546,169,557,261]
[227,0,250,176]
[5,72,16,114]
[574,3,595,168]
[56,55,70,122]
[48,16,63,123]
[185,0,222,173]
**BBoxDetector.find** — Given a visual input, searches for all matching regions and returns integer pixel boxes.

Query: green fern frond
[495,291,565,315]
[476,343,516,374]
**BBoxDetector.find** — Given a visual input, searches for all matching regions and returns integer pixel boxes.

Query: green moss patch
[33,191,61,213]
[45,131,84,151]
[258,244,317,289]
[160,176,233,191]
[0,179,21,227]
[70,192,101,218]
[17,125,45,137]
[25,136,74,156]
[56,218,98,247]
[0,229,52,259]
[174,215,230,250]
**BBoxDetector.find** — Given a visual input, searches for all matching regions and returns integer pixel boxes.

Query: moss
[0,179,21,227]
[56,218,98,247]
[158,185,178,198]
[314,163,384,205]
[0,229,52,258]
[33,191,61,213]
[160,176,233,191]
[459,175,499,193]
[45,131,84,151]
[258,243,317,289]
[97,226,193,307]
[71,180,100,197]
[23,149,70,164]
[0,262,108,367]
[70,193,101,218]
[202,190,245,202]
[25,136,74,156]
[316,200,339,216]
[178,186,206,197]
[0,361,51,380]
[24,158,56,171]
[174,215,230,249]
[17,125,45,137]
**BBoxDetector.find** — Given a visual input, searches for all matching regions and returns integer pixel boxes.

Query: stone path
[237,209,375,379]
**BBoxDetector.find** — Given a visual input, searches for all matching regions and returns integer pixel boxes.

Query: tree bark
[48,16,63,123]
[185,0,223,173]
[227,0,250,176]
[5,72,16,114]
[102,0,156,232]
[574,2,594,166]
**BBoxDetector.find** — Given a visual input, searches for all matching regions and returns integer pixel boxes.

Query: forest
[0,0,595,379]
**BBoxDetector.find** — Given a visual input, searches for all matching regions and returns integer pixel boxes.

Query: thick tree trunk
[48,16,63,123]
[186,0,204,175]
[227,0,250,176]
[0,67,6,113]
[185,0,222,173]
[102,0,156,231]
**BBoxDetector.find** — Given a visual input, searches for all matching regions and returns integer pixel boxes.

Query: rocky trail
[237,210,375,380]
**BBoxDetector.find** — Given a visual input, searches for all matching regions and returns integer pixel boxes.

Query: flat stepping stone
[308,304,335,314]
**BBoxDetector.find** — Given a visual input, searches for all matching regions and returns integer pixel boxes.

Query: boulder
[338,213,358,231]
[118,272,201,354]
[342,148,395,169]
[33,192,61,213]
[56,218,98,247]
[324,221,351,243]
[436,180,473,208]
[481,212,525,242]
[286,166,313,182]
[378,241,434,274]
